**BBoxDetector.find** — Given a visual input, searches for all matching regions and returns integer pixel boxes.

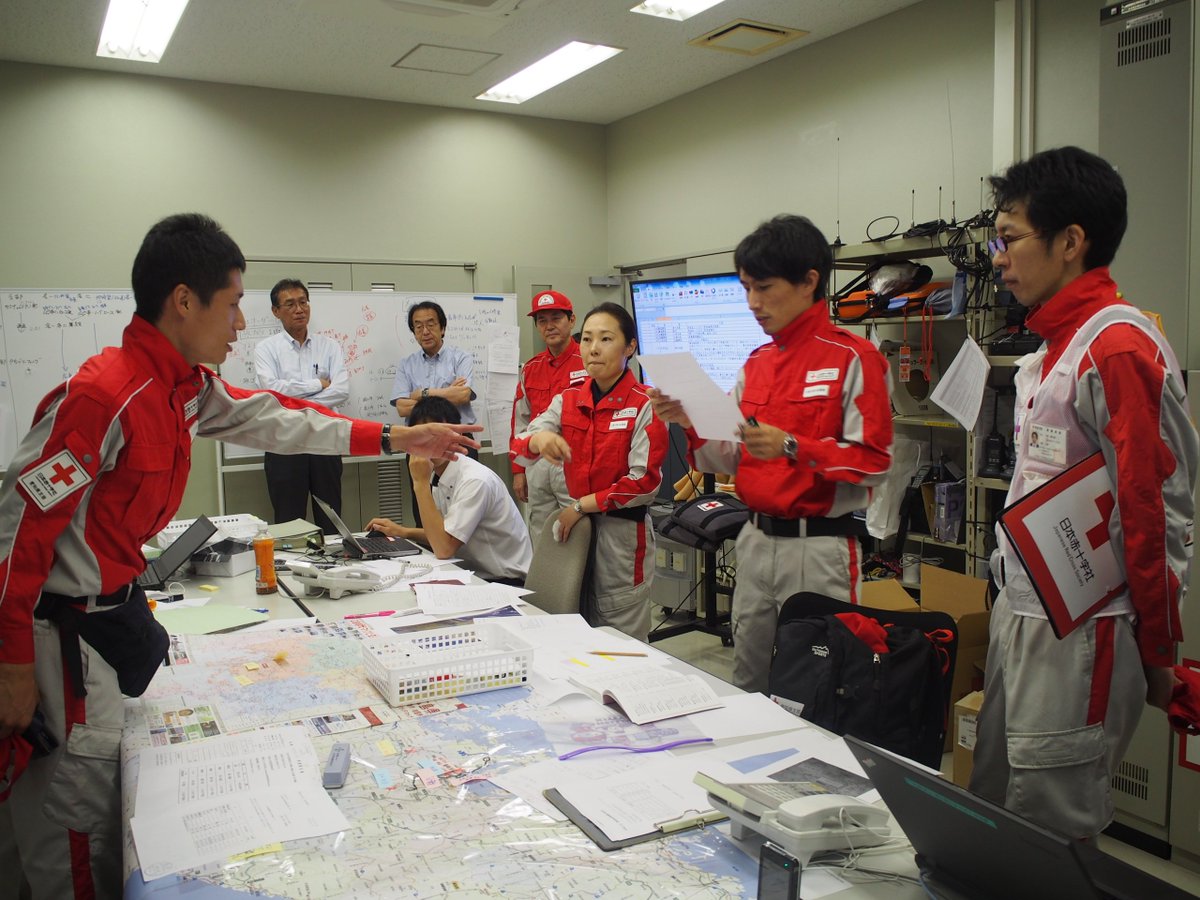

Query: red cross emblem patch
[18,450,92,511]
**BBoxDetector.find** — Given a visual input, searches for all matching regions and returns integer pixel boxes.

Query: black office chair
[769,591,958,769]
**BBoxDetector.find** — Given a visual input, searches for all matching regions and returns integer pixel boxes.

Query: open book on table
[568,667,723,725]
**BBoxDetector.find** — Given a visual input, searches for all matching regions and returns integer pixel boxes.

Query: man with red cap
[510,291,586,535]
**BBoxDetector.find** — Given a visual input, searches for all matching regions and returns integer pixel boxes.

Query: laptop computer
[844,735,1195,900]
[138,516,218,590]
[313,497,421,559]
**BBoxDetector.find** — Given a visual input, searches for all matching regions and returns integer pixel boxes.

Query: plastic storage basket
[362,624,532,706]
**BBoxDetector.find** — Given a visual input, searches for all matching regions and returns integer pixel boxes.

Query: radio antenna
[833,135,843,246]
[910,188,916,229]
[946,80,957,224]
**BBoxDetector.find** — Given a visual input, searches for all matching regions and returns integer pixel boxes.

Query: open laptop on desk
[138,516,217,590]
[845,735,1193,900]
[313,497,421,560]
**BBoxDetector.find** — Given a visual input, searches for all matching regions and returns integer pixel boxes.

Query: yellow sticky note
[199,584,220,593]
[244,662,260,671]
[235,674,254,686]
[229,843,283,861]
[376,739,398,757]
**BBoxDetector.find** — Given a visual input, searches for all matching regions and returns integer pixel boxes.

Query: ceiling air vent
[380,0,536,18]
[688,19,808,57]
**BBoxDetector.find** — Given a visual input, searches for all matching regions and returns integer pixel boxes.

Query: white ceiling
[0,0,924,125]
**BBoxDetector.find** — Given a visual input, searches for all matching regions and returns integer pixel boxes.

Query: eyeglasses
[278,298,310,311]
[987,230,1039,256]
[412,321,440,333]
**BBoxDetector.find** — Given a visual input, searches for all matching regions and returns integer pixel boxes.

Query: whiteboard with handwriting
[0,289,516,468]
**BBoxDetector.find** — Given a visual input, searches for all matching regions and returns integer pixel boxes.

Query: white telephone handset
[289,561,399,599]
[776,794,890,834]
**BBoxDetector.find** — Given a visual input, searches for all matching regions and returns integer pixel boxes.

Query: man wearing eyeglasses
[254,278,350,534]
[390,300,477,454]
[970,147,1198,841]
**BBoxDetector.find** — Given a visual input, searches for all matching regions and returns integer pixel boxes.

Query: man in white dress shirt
[254,279,350,534]
[366,397,531,584]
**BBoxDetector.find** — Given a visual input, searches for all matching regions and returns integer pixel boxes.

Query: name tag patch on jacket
[608,419,631,431]
[184,396,199,421]
[807,368,840,383]
[803,384,832,399]
[570,369,588,382]
[612,407,638,419]
[19,450,93,511]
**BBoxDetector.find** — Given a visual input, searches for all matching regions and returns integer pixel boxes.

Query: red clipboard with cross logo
[998,452,1127,639]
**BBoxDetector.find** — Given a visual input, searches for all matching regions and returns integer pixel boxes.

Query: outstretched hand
[398,423,481,461]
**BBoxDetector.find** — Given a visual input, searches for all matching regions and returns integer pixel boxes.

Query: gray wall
[605,0,998,266]
[0,61,609,293]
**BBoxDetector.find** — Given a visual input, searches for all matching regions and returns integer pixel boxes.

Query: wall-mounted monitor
[629,272,762,393]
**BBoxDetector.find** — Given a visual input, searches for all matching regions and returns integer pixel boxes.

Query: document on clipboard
[998,452,1127,639]
[544,788,724,851]
[544,753,726,850]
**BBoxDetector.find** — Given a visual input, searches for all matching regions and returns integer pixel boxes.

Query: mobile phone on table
[757,841,800,900]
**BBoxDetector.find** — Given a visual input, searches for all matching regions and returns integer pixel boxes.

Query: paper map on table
[123,685,758,898]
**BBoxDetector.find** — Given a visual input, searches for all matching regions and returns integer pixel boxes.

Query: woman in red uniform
[512,303,667,640]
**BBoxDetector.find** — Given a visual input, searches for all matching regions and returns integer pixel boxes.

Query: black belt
[601,505,648,523]
[747,511,866,539]
[36,584,134,613]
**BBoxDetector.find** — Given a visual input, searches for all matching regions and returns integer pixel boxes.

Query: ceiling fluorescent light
[477,41,622,104]
[629,0,725,22]
[97,0,190,64]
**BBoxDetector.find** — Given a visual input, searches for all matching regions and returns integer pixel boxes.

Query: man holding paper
[970,147,1199,840]
[649,215,893,693]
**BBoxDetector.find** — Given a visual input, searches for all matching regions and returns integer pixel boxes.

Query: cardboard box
[920,563,991,749]
[953,690,985,787]
[860,579,919,611]
[191,539,255,577]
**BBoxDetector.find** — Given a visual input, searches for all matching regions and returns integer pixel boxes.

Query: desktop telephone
[705,787,892,858]
[289,560,403,599]
[776,795,889,834]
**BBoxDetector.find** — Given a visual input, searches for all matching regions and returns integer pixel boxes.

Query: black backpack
[768,593,956,769]
[658,493,748,553]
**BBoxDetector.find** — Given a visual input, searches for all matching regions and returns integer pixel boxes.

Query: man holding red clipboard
[971,148,1199,841]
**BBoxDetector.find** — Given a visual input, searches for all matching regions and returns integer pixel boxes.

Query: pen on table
[586,650,648,658]
[344,610,395,620]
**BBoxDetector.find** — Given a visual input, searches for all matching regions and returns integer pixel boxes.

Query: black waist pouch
[37,586,168,698]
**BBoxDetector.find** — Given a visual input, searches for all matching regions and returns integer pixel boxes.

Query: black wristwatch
[381,423,395,456]
[782,433,798,461]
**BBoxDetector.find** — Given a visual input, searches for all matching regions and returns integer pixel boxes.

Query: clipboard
[998,451,1127,639]
[543,788,726,851]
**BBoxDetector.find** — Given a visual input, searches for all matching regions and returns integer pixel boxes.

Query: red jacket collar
[1025,267,1124,349]
[773,299,832,350]
[121,314,205,390]
[579,366,636,411]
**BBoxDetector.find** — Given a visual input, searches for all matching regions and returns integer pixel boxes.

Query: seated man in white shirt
[366,397,531,585]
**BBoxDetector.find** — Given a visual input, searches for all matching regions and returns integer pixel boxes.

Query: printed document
[930,338,990,429]
[131,725,348,879]
[637,352,742,441]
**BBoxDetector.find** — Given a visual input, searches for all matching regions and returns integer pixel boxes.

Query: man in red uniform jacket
[0,213,478,899]
[651,215,893,692]
[510,290,585,536]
